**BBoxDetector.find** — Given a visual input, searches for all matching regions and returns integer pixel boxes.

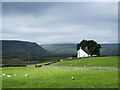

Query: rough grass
[50,56,118,67]
[2,67,118,88]
[2,56,66,65]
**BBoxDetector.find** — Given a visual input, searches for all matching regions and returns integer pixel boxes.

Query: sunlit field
[50,56,118,67]
[2,67,118,88]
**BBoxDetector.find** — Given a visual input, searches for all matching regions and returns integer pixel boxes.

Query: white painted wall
[77,49,89,58]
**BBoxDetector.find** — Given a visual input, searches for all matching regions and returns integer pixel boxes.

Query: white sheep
[70,64,74,66]
[2,74,5,75]
[71,77,74,80]
[14,74,16,76]
[25,74,28,77]
[7,75,11,77]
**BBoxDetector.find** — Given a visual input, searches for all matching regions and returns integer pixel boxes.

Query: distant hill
[1,40,119,65]
[2,40,49,60]
[41,44,119,56]
[41,44,77,55]
[100,44,119,56]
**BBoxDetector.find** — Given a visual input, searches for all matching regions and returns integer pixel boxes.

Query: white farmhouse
[77,47,90,58]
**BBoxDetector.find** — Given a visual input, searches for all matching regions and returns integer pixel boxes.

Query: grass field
[2,56,66,65]
[36,62,52,66]
[50,56,118,67]
[2,67,118,88]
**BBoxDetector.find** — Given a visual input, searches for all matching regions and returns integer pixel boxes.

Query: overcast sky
[2,2,118,44]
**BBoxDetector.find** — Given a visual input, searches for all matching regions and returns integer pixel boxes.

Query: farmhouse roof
[82,48,90,55]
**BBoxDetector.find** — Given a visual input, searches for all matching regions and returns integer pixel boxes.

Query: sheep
[2,74,5,75]
[14,74,16,76]
[25,74,28,77]
[71,77,74,80]
[70,64,74,66]
[7,75,11,77]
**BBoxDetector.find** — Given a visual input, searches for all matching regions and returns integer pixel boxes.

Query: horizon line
[1,39,119,45]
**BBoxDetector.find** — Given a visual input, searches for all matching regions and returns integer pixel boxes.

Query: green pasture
[50,56,118,67]
[36,62,52,66]
[2,67,118,88]
[2,56,66,65]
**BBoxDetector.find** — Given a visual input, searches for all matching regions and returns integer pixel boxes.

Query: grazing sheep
[71,64,74,66]
[7,75,11,77]
[25,74,28,77]
[71,77,74,80]
[2,74,5,75]
[14,74,16,76]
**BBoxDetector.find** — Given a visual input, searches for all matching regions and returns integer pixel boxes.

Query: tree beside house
[77,40,101,58]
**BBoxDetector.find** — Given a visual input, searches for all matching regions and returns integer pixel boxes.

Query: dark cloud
[2,2,118,44]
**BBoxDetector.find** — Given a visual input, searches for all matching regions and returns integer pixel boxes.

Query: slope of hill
[41,44,119,56]
[2,40,46,52]
[2,40,49,60]
[100,44,118,56]
[41,44,77,55]
[2,40,119,65]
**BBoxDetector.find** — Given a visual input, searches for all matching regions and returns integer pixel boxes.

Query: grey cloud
[2,2,118,44]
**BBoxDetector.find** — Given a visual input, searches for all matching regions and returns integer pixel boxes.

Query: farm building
[77,47,90,58]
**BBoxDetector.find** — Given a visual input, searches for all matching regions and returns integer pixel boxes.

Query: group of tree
[77,40,102,56]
